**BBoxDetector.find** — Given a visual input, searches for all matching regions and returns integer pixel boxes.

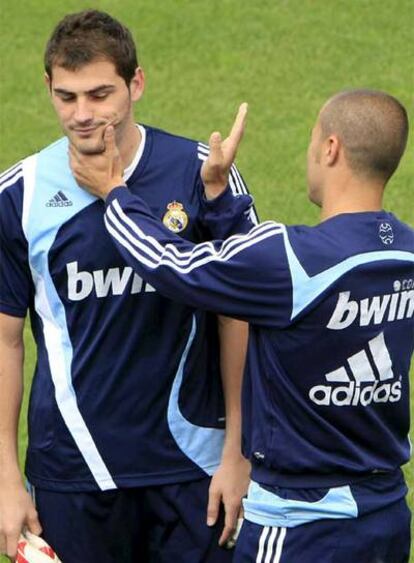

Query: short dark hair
[320,89,409,182]
[44,10,138,85]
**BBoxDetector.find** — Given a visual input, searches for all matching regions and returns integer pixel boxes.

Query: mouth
[72,127,99,137]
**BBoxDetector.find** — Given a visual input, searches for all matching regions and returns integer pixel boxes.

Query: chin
[66,129,105,154]
[74,139,105,155]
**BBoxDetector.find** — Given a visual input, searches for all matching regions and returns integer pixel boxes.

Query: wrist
[0,464,24,485]
[220,442,245,462]
[204,182,228,201]
[104,178,126,199]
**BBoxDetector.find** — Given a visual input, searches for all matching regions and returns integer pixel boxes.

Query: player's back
[244,210,414,488]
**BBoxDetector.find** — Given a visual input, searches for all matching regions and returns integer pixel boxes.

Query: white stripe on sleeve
[106,198,283,274]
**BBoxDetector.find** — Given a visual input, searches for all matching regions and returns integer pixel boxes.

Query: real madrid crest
[162,201,189,233]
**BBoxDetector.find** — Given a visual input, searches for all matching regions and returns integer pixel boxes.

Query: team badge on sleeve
[162,201,189,233]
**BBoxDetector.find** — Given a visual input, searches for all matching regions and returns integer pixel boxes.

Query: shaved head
[319,90,408,182]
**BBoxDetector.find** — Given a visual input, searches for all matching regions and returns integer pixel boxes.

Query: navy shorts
[32,477,234,563]
[234,498,411,563]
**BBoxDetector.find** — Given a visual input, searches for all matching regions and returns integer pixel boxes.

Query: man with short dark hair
[72,90,413,562]
[0,10,253,562]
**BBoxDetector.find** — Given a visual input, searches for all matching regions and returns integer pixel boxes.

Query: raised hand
[201,103,248,200]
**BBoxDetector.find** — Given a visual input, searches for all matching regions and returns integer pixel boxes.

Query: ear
[325,134,340,166]
[44,72,52,94]
[129,67,145,103]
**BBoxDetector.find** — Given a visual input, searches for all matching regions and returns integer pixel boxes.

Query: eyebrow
[53,85,116,96]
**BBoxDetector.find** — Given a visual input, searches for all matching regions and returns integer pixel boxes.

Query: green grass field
[1,1,413,561]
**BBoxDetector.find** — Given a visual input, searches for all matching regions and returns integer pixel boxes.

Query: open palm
[201,103,248,200]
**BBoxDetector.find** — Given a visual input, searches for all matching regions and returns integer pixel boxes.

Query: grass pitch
[1,1,413,561]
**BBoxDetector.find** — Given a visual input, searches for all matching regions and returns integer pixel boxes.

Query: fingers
[103,125,116,153]
[229,102,248,143]
[0,532,5,555]
[208,131,223,163]
[26,510,42,537]
[227,102,248,157]
[5,528,20,559]
[68,143,78,167]
[206,488,221,527]
[1,512,41,559]
[218,501,239,546]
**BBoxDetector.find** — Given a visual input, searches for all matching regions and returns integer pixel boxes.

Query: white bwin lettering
[327,290,414,330]
[67,261,155,301]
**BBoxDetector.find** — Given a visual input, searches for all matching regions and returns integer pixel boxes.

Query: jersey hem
[252,464,403,488]
[0,302,27,317]
[26,464,220,492]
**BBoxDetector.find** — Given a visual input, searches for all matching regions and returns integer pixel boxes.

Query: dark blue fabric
[0,127,254,491]
[34,477,233,563]
[235,498,411,562]
[103,187,414,487]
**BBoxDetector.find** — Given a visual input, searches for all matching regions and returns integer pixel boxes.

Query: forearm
[0,315,25,482]
[104,186,282,325]
[208,316,250,543]
[218,316,248,459]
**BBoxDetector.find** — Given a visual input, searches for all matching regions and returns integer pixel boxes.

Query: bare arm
[0,313,41,559]
[208,316,250,546]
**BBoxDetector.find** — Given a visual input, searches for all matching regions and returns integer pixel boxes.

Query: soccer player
[0,10,254,562]
[71,90,413,562]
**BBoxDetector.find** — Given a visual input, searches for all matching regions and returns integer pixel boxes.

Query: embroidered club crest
[162,201,189,233]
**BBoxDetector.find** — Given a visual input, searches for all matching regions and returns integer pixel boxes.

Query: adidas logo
[46,191,73,207]
[309,332,402,407]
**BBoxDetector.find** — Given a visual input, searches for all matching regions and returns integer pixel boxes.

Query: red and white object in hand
[16,531,62,563]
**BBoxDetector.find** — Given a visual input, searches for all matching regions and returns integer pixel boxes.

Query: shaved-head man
[308,90,409,208]
[72,90,413,562]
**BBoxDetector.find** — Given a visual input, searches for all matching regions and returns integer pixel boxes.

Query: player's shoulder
[0,161,25,230]
[0,137,67,217]
[0,160,24,196]
[142,123,205,159]
[285,211,414,275]
[0,138,66,193]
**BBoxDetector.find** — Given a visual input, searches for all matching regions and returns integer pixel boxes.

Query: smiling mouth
[73,127,98,136]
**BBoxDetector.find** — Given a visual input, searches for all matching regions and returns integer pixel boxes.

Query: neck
[117,121,141,170]
[320,173,385,222]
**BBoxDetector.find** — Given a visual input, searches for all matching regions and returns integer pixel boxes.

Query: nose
[73,98,93,125]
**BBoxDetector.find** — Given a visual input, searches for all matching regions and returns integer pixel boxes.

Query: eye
[90,91,110,100]
[57,93,76,102]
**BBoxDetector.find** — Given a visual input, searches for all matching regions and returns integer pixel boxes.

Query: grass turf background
[1,1,413,560]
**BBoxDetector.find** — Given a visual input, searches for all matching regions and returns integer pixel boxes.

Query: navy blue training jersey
[101,186,414,490]
[0,127,256,492]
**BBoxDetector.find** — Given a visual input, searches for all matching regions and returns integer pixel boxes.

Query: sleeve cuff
[0,302,27,318]
[202,185,241,212]
[105,185,132,206]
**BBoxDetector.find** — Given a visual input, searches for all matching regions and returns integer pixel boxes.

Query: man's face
[47,60,141,154]
[306,118,324,206]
